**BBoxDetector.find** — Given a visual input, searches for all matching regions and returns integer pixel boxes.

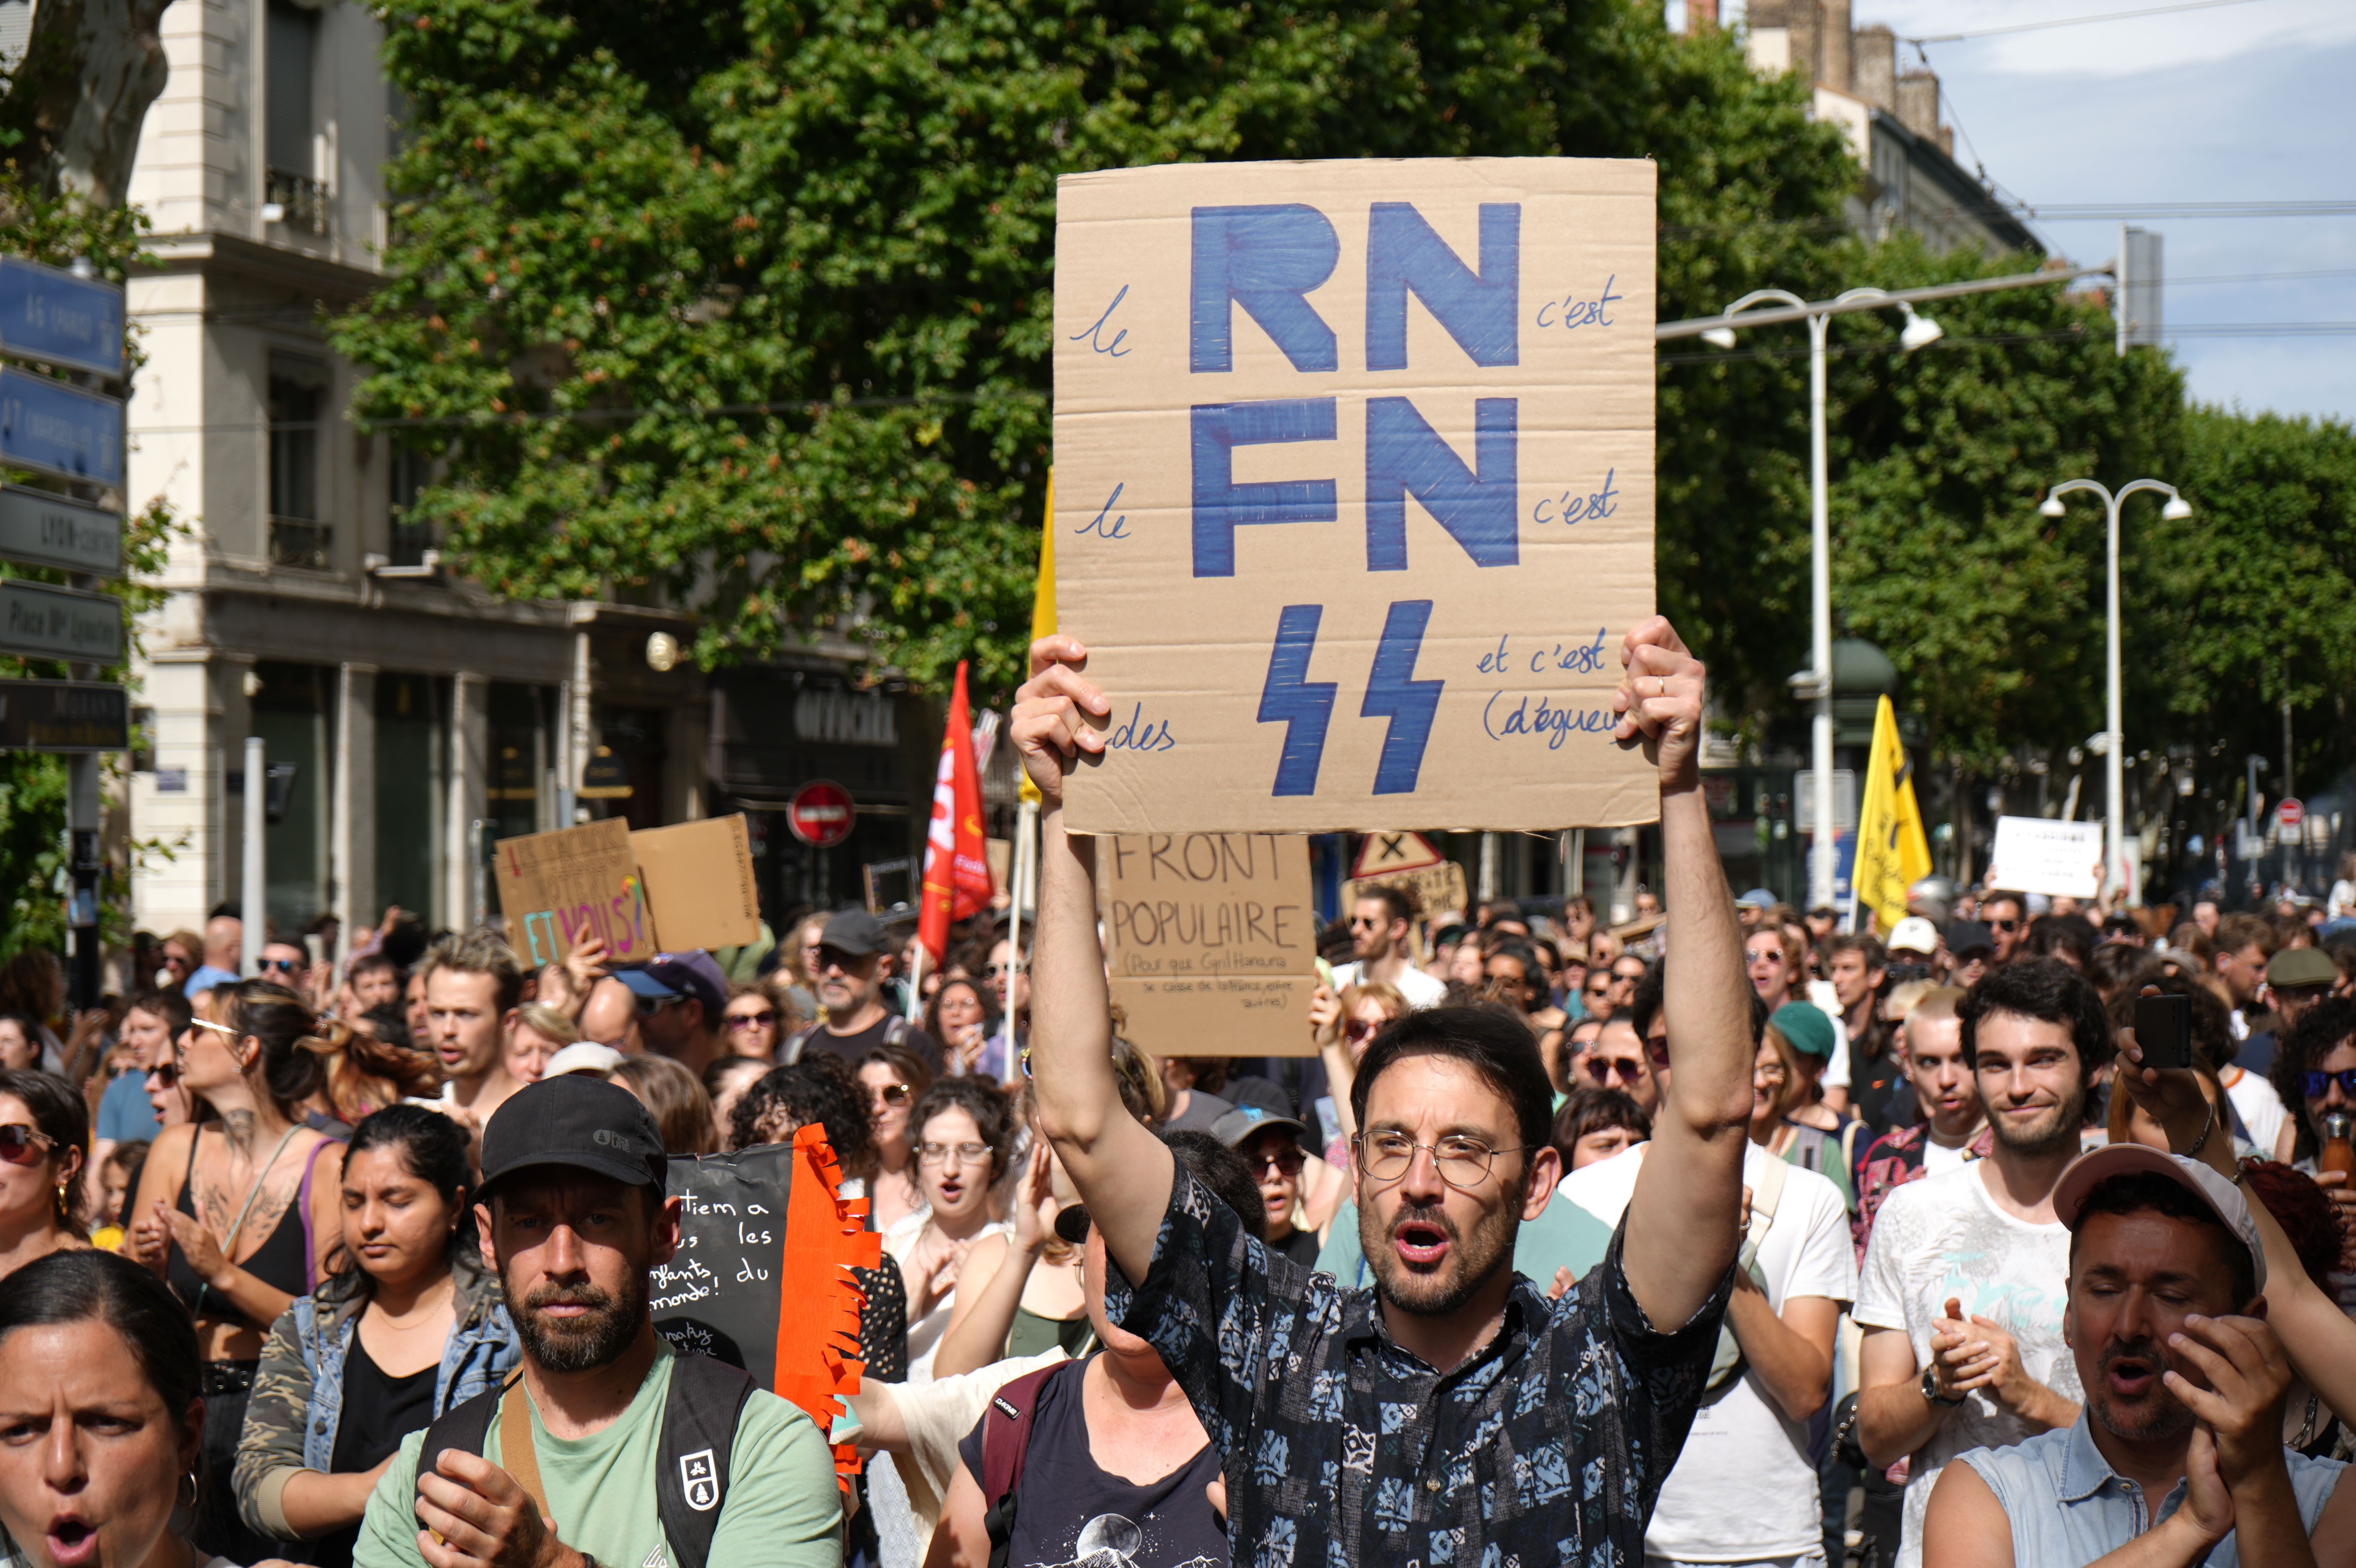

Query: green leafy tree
[334,0,1857,701]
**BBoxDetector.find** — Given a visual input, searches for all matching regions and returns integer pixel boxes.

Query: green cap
[1769,1001,1838,1060]
[2268,947,2339,990]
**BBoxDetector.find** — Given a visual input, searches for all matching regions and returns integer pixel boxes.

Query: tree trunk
[5,0,176,206]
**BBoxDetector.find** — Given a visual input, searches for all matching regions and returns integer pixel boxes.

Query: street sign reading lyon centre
[0,259,125,379]
[0,484,122,577]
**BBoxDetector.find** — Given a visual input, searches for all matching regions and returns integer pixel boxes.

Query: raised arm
[1617,618,1754,1331]
[1012,636,1177,1290]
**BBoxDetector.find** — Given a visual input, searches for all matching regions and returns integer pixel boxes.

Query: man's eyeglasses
[1247,1148,1307,1178]
[0,1124,55,1168]
[1990,919,2021,932]
[983,963,1010,978]
[1582,1056,1647,1085]
[727,1010,778,1031]
[916,1140,991,1167]
[635,993,684,1015]
[1354,1130,1524,1189]
[1348,915,1385,930]
[868,1083,912,1108]
[257,956,302,976]
[814,947,864,974]
[2300,1069,2356,1099]
[1584,979,1612,997]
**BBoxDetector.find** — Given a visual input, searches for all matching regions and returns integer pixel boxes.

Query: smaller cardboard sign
[495,818,655,968]
[1988,815,2105,900]
[1345,859,1471,931]
[1351,831,1446,879]
[1101,833,1319,1057]
[632,815,762,953]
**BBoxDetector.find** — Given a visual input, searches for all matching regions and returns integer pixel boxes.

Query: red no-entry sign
[787,780,856,847]
[2279,797,2305,832]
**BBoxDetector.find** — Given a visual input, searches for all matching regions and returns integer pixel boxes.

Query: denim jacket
[234,1250,519,1539]
[1957,1413,2347,1567]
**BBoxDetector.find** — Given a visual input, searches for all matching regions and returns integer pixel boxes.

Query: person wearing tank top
[126,980,345,1566]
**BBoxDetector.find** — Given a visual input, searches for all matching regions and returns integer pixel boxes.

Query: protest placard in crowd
[1988,814,2106,900]
[495,813,761,963]
[1054,157,1658,834]
[631,815,763,952]
[1100,832,1319,1056]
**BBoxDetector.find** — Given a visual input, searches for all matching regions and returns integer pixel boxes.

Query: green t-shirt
[353,1343,842,1568]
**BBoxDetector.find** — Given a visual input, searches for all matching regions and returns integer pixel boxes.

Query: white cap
[1887,916,1941,956]
[2053,1144,2266,1295]
[542,1042,628,1079]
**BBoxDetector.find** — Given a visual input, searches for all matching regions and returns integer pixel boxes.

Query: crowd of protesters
[0,622,2351,1568]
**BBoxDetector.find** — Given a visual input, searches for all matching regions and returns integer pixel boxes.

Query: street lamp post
[1702,288,1942,912]
[2040,479,2192,905]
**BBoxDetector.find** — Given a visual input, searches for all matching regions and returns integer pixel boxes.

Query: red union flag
[918,661,995,962]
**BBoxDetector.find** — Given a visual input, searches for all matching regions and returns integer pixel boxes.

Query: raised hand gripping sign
[1054,159,1658,834]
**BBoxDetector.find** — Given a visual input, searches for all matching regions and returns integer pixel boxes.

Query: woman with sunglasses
[720,982,785,1062]
[1306,979,1408,1172]
[884,1077,1016,1382]
[0,1070,90,1282]
[859,1043,934,1231]
[124,980,345,1564]
[144,1027,202,1132]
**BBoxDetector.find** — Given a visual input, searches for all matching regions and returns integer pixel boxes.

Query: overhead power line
[1906,0,2276,45]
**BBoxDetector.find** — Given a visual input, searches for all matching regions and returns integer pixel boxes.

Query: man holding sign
[1013,617,1753,1566]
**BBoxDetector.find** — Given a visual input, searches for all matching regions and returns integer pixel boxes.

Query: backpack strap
[414,1379,504,1529]
[655,1353,759,1568]
[782,1023,818,1065]
[979,1364,1066,1568]
[884,1016,909,1048]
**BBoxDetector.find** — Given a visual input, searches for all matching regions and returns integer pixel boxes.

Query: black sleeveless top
[165,1128,314,1330]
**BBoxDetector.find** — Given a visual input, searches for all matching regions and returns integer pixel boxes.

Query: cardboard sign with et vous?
[496,814,763,966]
[1100,833,1320,1058]
[1054,158,1659,836]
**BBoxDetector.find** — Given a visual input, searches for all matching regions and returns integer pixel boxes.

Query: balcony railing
[263,169,331,236]
[269,517,332,570]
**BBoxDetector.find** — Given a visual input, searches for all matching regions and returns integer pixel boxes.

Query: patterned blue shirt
[1105,1165,1730,1568]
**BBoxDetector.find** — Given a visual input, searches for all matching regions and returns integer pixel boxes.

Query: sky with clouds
[1697,0,2355,424]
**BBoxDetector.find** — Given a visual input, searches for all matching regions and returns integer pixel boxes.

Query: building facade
[119,0,926,957]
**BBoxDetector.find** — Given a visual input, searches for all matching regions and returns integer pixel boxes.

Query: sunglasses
[1583,1056,1648,1083]
[148,1060,182,1087]
[1990,919,2021,932]
[258,956,303,975]
[983,963,1010,978]
[2301,1070,2356,1099]
[1344,1018,1382,1043]
[727,1010,778,1030]
[1584,979,1611,997]
[1247,1149,1307,1177]
[0,1125,55,1168]
[868,1083,912,1107]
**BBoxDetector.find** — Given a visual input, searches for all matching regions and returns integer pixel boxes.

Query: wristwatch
[1922,1364,1966,1407]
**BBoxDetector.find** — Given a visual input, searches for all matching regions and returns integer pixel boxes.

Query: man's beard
[2087,1337,2195,1444]
[1988,1085,2087,1159]
[506,1270,649,1374]
[1360,1187,1519,1319]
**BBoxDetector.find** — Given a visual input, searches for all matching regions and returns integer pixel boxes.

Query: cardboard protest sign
[494,818,655,968]
[1988,815,2105,900]
[631,815,762,953]
[1345,860,1471,935]
[1101,833,1319,1056]
[1054,158,1658,834]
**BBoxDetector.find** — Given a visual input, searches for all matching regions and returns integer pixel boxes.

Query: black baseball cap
[1946,919,1996,958]
[480,1075,668,1195]
[819,908,893,958]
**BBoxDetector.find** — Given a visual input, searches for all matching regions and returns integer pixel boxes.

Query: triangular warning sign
[1352,831,1445,878]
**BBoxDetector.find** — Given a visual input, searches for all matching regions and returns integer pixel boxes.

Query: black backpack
[416,1354,757,1568]
[975,1363,1066,1568]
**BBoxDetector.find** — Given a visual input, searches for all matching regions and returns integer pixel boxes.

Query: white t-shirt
[1329,960,1448,1010]
[2223,1067,2288,1163]
[1853,1163,2082,1568]
[1919,1136,1974,1177]
[1645,1148,1858,1562]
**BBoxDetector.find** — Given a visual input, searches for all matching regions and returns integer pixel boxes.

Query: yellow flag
[1018,472,1054,806]
[1853,694,1932,932]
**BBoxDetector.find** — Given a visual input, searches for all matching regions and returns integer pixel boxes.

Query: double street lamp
[2040,479,2192,903]
[1696,288,1942,913]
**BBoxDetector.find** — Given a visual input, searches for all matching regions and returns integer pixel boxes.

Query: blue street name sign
[0,258,126,378]
[0,368,125,490]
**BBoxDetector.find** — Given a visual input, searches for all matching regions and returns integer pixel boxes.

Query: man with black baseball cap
[353,1076,842,1568]
[781,908,942,1074]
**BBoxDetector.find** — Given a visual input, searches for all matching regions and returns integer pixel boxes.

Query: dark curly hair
[731,1055,878,1181]
[1960,957,2113,1089]
[2270,996,2356,1164]
[907,1076,1016,1182]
